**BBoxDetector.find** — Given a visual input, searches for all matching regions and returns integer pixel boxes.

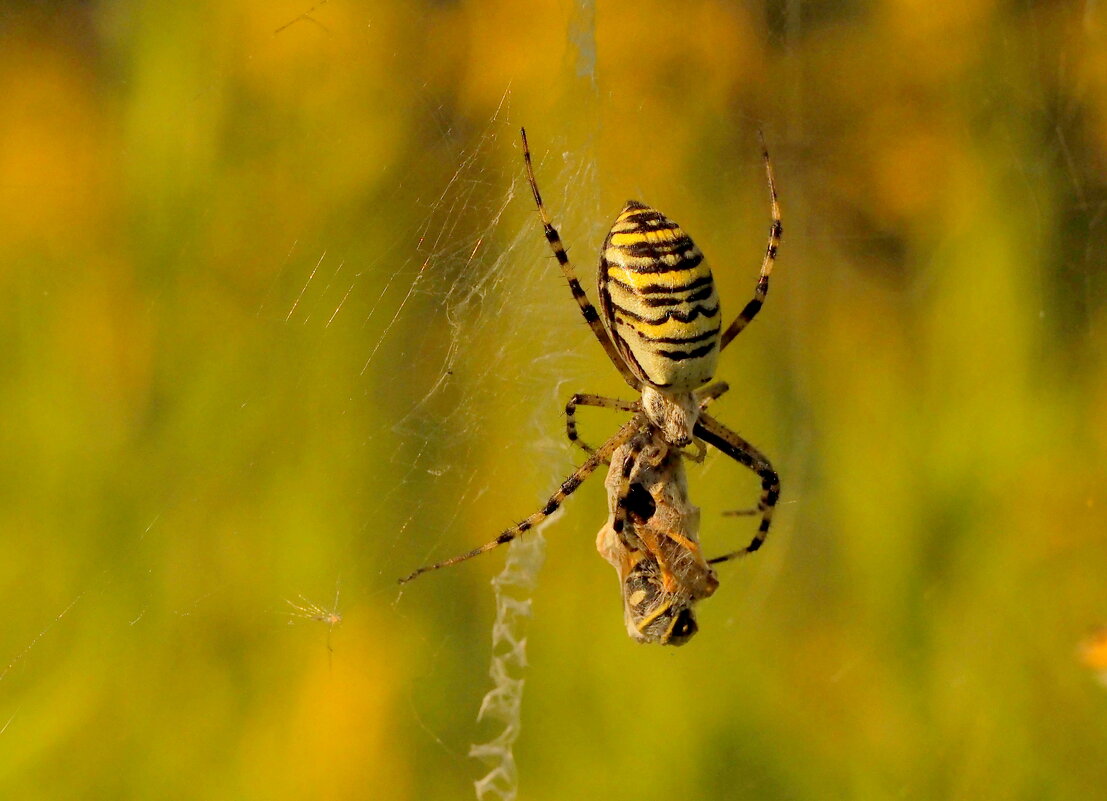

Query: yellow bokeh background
[2,1,1107,799]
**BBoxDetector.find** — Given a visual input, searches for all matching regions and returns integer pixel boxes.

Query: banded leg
[521,128,640,390]
[719,135,782,351]
[693,413,780,563]
[565,393,638,455]
[398,416,642,583]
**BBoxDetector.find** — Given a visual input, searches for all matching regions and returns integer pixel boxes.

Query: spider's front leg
[719,136,782,351]
[564,393,638,456]
[696,381,730,409]
[521,128,641,390]
[693,413,780,563]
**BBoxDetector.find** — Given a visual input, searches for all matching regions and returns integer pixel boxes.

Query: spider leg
[719,134,782,351]
[399,416,643,583]
[565,393,638,456]
[521,128,641,390]
[693,413,780,563]
[696,381,730,409]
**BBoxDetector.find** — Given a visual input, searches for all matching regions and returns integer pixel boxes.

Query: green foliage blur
[3,1,1107,799]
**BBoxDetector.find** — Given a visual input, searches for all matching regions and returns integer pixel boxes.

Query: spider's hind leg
[398,416,642,583]
[693,413,780,564]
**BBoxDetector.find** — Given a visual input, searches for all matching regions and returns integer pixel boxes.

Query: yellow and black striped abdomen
[599,202,720,391]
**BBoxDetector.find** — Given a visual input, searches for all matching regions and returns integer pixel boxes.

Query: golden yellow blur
[2,1,1107,799]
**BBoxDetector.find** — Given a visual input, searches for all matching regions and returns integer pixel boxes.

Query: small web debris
[287,587,344,668]
[286,591,344,629]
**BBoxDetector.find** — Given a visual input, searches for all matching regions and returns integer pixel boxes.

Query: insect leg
[609,437,648,541]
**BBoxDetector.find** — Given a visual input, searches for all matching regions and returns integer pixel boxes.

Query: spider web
[0,87,602,801]
[332,100,601,798]
[364,110,600,800]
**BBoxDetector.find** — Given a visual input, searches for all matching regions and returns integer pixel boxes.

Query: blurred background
[2,1,1107,798]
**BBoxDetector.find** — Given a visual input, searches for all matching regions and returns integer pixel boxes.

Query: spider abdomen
[599,202,721,392]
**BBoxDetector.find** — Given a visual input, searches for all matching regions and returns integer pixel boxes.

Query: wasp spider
[400,128,782,637]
